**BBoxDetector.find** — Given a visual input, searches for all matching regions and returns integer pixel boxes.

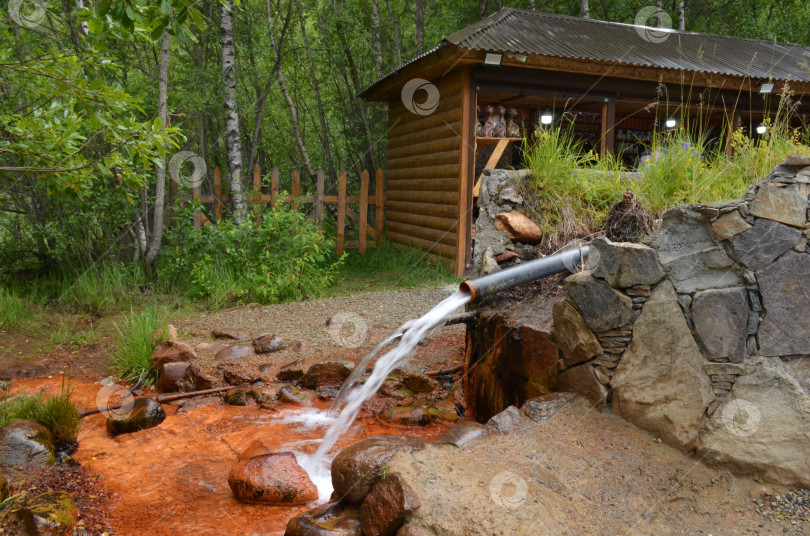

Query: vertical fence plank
[270,167,279,208]
[253,163,262,226]
[213,167,223,222]
[359,170,369,254]
[292,170,300,212]
[192,180,201,230]
[315,169,325,225]
[375,168,384,246]
[337,171,346,257]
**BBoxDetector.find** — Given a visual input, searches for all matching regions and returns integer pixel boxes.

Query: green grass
[0,378,80,446]
[110,308,165,386]
[0,287,39,331]
[327,241,459,295]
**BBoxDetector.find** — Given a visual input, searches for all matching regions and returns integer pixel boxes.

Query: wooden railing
[171,164,385,256]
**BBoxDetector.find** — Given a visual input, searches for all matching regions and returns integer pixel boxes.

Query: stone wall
[553,156,810,486]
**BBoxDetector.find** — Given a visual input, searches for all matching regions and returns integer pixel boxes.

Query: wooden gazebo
[361,8,810,276]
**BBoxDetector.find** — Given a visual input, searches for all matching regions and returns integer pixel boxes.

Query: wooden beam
[336,171,346,257]
[473,138,511,197]
[456,65,473,277]
[375,168,384,246]
[601,96,616,156]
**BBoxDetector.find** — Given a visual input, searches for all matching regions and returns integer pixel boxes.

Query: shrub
[158,203,341,306]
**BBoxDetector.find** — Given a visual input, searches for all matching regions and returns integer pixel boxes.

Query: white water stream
[295,290,471,500]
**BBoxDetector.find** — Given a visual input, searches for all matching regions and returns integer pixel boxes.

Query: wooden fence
[171,164,385,256]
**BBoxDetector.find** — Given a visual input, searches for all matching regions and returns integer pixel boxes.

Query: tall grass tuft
[0,287,38,331]
[57,263,146,315]
[0,377,79,447]
[111,308,164,386]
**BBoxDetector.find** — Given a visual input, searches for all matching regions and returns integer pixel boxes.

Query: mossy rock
[21,490,78,536]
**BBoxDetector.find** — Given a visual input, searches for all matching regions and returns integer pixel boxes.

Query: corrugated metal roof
[446,8,810,82]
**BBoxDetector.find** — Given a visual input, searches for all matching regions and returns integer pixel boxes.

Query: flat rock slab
[214,345,255,361]
[749,184,808,228]
[691,287,748,363]
[756,252,810,356]
[727,218,801,271]
[611,281,714,451]
[565,271,634,333]
[590,237,666,288]
[712,210,751,241]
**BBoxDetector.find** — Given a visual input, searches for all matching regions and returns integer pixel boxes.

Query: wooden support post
[337,171,346,257]
[359,170,369,254]
[192,181,201,230]
[315,169,325,224]
[253,163,261,226]
[213,167,223,222]
[292,170,300,212]
[375,168,384,246]
[457,65,473,276]
[600,96,616,156]
[270,167,279,208]
[725,108,738,157]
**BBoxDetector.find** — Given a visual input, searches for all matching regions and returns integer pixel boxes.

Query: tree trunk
[145,30,171,266]
[220,0,248,224]
[478,0,487,19]
[370,0,383,78]
[336,32,377,172]
[656,0,664,27]
[580,0,589,19]
[385,0,402,68]
[528,0,536,9]
[678,1,686,30]
[415,0,425,54]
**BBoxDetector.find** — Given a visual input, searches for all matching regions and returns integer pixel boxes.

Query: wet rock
[557,363,608,411]
[229,451,317,505]
[520,392,577,422]
[0,420,54,468]
[485,405,530,434]
[159,361,190,393]
[331,435,427,504]
[253,333,287,354]
[611,281,714,451]
[250,385,281,405]
[215,345,255,361]
[285,501,362,536]
[378,406,431,427]
[212,329,252,340]
[691,287,748,363]
[699,359,810,487]
[278,385,313,405]
[277,367,306,384]
[749,183,808,228]
[187,364,216,390]
[756,252,810,356]
[224,385,250,406]
[712,210,752,240]
[379,381,413,401]
[106,398,166,436]
[494,211,543,244]
[301,361,354,390]
[589,237,666,288]
[20,490,78,536]
[361,472,421,536]
[552,300,602,367]
[727,218,801,271]
[152,341,197,372]
[427,400,459,423]
[646,205,744,293]
[565,271,635,332]
[316,387,339,400]
[386,369,437,394]
[433,421,489,447]
[223,368,259,386]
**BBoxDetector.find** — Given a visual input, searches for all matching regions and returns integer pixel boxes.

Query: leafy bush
[158,203,341,306]
[111,308,164,386]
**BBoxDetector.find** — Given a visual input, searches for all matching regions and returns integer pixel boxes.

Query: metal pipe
[460,246,589,301]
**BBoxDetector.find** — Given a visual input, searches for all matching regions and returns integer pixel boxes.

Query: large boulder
[565,271,635,333]
[228,451,317,505]
[698,359,810,486]
[726,218,801,271]
[0,420,54,468]
[331,435,427,504]
[589,237,666,288]
[493,212,543,244]
[691,287,748,363]
[756,252,810,356]
[106,398,166,436]
[361,472,421,536]
[301,362,354,390]
[552,300,602,367]
[611,281,714,451]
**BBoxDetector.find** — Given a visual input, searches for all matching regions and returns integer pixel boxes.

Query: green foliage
[0,379,80,446]
[158,203,341,305]
[0,287,38,331]
[111,308,164,385]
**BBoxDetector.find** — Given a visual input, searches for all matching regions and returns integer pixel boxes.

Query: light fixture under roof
[756,124,768,135]
[759,82,774,94]
[665,118,677,128]
[540,108,553,125]
[483,52,503,66]
[508,53,528,63]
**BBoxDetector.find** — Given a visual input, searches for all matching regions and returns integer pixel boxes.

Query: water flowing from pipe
[311,290,470,463]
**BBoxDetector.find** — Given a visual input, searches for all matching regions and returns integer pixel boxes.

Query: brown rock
[228,451,317,505]
[495,250,518,263]
[152,341,196,372]
[520,392,577,422]
[749,183,808,227]
[194,342,227,355]
[239,440,273,461]
[187,364,216,390]
[0,420,54,469]
[153,323,178,342]
[361,472,421,536]
[433,421,489,447]
[557,363,608,411]
[212,329,252,340]
[589,237,666,288]
[215,345,255,361]
[285,501,362,536]
[485,405,530,434]
[378,406,431,427]
[278,385,313,405]
[20,491,78,536]
[301,361,354,389]
[224,385,250,406]
[552,300,602,367]
[783,154,810,166]
[106,398,166,436]
[160,362,190,393]
[331,436,427,504]
[712,211,752,241]
[277,367,306,384]
[253,333,287,354]
[493,211,543,244]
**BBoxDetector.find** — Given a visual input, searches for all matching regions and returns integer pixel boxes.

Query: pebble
[754,488,810,522]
